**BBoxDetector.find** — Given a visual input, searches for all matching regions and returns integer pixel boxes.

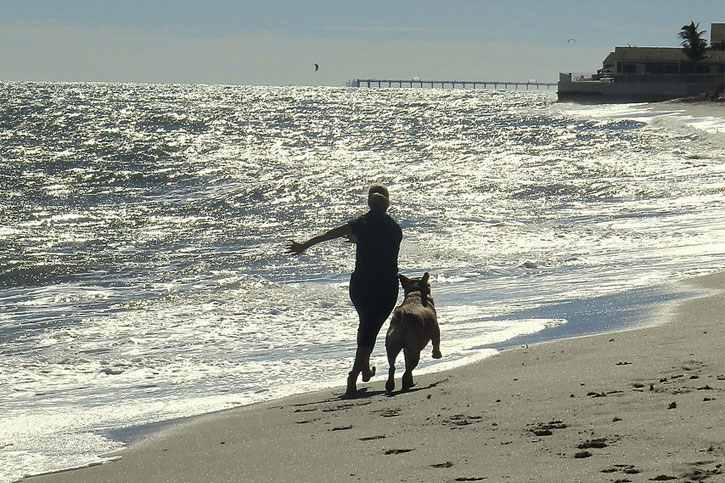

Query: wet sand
[26,273,724,482]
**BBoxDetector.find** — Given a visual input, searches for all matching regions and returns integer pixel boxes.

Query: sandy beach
[24,272,724,483]
[648,99,725,119]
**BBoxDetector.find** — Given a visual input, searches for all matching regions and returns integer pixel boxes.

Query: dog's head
[399,272,432,306]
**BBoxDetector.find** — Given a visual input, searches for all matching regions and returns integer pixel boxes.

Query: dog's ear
[422,272,430,284]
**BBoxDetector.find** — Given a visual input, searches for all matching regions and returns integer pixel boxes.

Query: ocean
[1,82,724,482]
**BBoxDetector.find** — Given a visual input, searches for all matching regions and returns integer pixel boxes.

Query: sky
[1,0,723,85]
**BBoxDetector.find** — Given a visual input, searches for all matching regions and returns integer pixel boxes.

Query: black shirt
[348,210,402,279]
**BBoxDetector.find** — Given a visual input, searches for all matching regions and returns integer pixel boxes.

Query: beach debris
[384,448,413,455]
[295,418,320,424]
[454,478,486,482]
[359,435,386,441]
[431,461,454,468]
[293,407,316,413]
[668,401,677,409]
[587,391,608,397]
[587,389,623,396]
[330,425,353,431]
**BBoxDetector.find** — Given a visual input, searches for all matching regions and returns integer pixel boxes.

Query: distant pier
[352,78,556,90]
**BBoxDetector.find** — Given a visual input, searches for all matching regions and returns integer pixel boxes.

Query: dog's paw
[432,349,442,359]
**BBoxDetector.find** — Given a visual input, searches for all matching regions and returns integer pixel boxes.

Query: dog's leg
[402,348,420,390]
[385,339,401,394]
[431,322,442,359]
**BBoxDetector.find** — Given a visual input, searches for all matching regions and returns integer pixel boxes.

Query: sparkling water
[1,82,724,481]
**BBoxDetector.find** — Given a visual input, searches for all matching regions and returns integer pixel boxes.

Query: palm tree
[679,21,708,60]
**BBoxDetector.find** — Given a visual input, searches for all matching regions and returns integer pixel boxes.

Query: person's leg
[345,344,373,396]
[347,275,377,394]
[346,275,399,396]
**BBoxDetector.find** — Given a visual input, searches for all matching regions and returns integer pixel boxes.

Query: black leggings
[349,274,399,349]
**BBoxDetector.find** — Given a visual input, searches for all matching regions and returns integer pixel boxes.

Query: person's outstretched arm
[286,223,353,255]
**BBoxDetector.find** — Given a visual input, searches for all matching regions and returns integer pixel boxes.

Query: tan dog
[385,272,442,394]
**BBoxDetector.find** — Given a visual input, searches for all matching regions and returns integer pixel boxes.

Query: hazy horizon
[1,1,722,86]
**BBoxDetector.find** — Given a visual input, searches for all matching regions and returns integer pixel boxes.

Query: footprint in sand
[443,414,482,428]
[577,438,609,449]
[528,420,567,437]
[378,408,401,417]
[601,464,640,475]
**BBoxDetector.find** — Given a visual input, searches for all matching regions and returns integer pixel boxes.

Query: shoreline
[25,272,725,482]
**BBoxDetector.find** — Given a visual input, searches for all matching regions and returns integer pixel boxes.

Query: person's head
[367,184,390,213]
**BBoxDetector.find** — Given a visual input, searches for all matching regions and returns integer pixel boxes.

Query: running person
[286,184,402,396]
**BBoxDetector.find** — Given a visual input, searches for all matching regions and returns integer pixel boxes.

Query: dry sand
[26,274,724,483]
[647,99,725,119]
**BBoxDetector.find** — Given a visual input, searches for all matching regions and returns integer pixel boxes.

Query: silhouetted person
[286,184,402,396]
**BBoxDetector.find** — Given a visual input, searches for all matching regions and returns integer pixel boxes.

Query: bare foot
[362,366,376,382]
[344,373,357,397]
